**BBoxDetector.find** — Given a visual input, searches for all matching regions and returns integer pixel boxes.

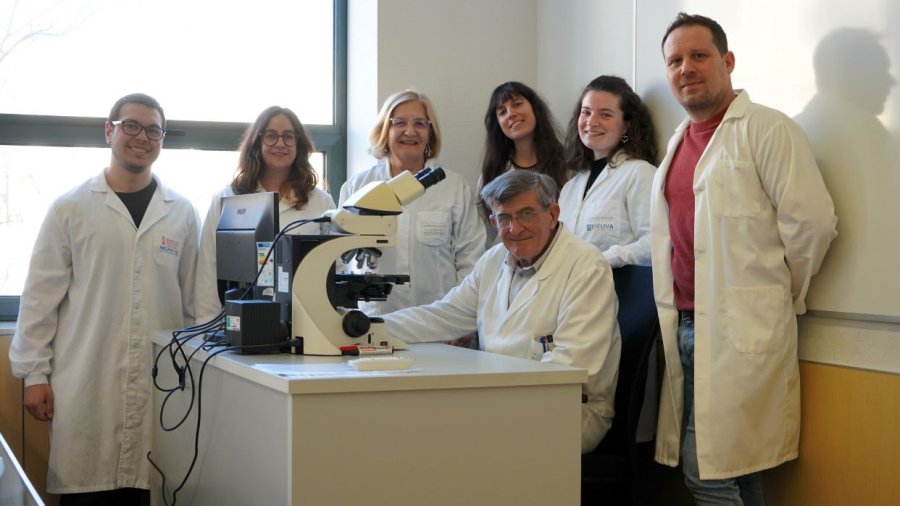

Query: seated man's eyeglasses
[111,119,165,141]
[389,117,432,130]
[491,207,545,230]
[260,131,299,147]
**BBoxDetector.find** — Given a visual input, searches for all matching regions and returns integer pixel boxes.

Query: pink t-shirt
[664,109,726,311]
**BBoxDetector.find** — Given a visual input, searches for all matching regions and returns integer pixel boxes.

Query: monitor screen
[216,192,279,298]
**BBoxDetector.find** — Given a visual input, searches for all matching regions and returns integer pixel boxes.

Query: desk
[150,334,585,505]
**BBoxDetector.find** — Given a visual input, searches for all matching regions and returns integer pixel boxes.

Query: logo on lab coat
[160,236,180,256]
[586,223,614,232]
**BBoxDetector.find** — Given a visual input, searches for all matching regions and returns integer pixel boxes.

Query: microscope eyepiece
[415,167,446,190]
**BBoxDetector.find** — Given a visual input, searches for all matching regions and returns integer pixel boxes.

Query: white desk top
[151,332,587,395]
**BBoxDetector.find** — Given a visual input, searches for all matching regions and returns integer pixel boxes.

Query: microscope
[277,167,446,355]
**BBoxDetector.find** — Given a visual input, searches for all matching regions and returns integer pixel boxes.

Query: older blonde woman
[339,89,485,315]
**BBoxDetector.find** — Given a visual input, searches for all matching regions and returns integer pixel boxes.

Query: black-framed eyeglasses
[389,117,431,130]
[260,131,298,147]
[111,119,165,141]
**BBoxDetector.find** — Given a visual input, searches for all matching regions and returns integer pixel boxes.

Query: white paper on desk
[253,363,420,379]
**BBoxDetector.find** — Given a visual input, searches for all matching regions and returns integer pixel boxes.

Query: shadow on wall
[641,81,686,158]
[794,27,900,318]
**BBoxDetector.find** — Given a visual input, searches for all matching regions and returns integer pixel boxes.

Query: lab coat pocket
[722,285,789,354]
[529,335,555,361]
[712,160,763,217]
[416,211,450,247]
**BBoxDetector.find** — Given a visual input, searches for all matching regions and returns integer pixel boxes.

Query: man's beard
[112,146,152,174]
[121,161,150,174]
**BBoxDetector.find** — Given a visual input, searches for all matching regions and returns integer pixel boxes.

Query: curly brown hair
[564,75,658,172]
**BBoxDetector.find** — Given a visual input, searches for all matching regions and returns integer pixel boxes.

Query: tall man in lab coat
[651,13,837,504]
[9,93,199,504]
[384,170,621,453]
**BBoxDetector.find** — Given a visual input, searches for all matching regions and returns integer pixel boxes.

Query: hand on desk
[446,333,479,350]
[24,384,54,421]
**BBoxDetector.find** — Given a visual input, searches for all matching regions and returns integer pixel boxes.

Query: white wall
[347,0,379,184]
[350,0,900,373]
[533,1,900,375]
[348,0,539,193]
[633,0,900,321]
[535,0,636,124]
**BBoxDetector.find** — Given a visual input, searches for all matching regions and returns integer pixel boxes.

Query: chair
[582,265,660,505]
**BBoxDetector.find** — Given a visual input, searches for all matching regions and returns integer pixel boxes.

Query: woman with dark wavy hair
[195,106,335,321]
[559,75,658,267]
[478,81,567,245]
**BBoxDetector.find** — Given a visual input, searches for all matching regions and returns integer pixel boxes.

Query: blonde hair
[369,89,442,160]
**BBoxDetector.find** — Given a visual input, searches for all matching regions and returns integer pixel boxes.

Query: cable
[233,216,331,303]
[149,216,329,504]
[147,320,301,506]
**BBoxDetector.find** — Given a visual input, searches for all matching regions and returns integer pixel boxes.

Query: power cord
[149,338,303,505]
[148,217,327,505]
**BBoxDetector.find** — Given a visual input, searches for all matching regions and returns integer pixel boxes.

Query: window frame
[0,0,347,320]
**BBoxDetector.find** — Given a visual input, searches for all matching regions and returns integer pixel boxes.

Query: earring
[425,144,433,159]
[620,135,630,144]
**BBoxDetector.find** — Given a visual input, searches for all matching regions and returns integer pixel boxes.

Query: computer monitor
[216,192,279,301]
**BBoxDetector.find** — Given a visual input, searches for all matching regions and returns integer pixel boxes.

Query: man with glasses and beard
[10,93,199,505]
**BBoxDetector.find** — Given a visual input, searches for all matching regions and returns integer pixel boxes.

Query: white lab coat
[339,160,485,315]
[194,184,335,322]
[650,91,837,479]
[9,171,199,494]
[559,154,655,268]
[383,226,621,453]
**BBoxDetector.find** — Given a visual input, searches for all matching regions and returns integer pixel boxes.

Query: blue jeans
[678,312,765,506]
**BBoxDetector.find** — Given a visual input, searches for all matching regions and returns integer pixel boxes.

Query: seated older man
[383,169,621,452]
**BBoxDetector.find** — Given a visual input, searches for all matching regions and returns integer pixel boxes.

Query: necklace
[511,159,538,170]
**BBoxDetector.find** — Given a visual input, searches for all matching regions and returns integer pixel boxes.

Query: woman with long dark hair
[478,81,567,244]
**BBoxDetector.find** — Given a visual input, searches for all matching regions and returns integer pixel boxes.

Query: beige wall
[1,331,57,505]
[767,362,900,505]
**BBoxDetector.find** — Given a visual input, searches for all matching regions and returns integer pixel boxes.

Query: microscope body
[285,168,445,355]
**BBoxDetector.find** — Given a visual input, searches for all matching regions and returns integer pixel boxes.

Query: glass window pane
[0,0,334,124]
[0,145,325,296]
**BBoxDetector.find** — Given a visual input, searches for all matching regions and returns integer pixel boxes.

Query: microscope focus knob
[342,309,371,337]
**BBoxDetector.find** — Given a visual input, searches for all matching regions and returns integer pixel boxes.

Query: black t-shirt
[116,179,158,228]
[583,157,608,200]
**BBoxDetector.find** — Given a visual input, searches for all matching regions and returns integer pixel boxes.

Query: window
[0,0,348,319]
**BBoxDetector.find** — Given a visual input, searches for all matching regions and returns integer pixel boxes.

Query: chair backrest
[582,266,659,506]
[594,264,659,457]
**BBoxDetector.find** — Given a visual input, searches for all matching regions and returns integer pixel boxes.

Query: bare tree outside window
[0,0,339,301]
